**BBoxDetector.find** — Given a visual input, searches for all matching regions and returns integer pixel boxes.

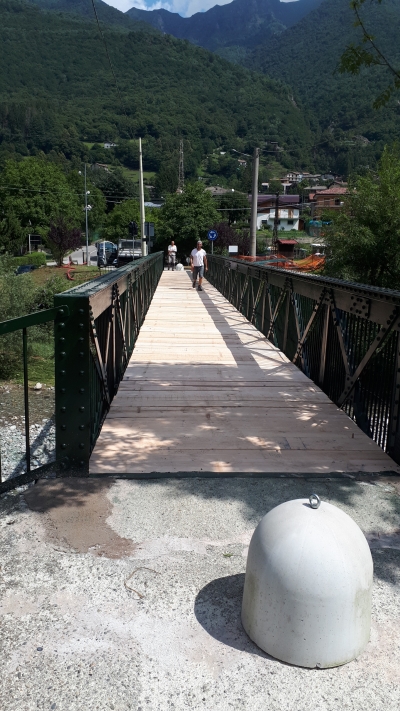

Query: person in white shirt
[167,241,177,270]
[190,240,208,291]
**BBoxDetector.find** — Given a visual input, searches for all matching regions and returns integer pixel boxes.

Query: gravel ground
[0,476,399,711]
[0,383,55,481]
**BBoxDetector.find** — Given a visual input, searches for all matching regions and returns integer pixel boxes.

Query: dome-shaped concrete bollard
[241,494,373,668]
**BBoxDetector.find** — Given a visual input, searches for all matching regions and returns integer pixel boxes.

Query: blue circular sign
[208,230,218,241]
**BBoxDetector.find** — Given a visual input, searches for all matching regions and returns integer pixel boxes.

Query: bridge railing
[0,305,69,486]
[54,252,163,470]
[207,255,400,464]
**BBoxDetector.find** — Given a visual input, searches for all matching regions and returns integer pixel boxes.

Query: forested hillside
[28,0,152,31]
[248,0,400,175]
[126,0,324,54]
[0,0,313,176]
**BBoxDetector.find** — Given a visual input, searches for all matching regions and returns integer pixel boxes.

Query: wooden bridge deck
[90,271,399,476]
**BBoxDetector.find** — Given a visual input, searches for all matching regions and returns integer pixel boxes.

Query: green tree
[47,217,82,266]
[101,199,141,244]
[154,162,178,197]
[215,192,249,225]
[0,255,37,378]
[324,145,400,287]
[339,0,400,108]
[0,158,82,243]
[0,211,25,254]
[90,167,138,213]
[66,170,106,233]
[158,182,219,256]
[268,180,284,195]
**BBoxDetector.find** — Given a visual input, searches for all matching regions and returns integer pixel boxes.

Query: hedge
[11,253,47,267]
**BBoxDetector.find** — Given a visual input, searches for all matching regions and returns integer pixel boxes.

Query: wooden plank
[90,449,396,474]
[90,271,400,475]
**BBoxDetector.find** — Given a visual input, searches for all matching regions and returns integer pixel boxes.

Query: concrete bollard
[241,495,373,668]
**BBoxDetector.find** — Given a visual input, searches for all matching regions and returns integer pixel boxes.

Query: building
[249,195,301,231]
[103,142,117,149]
[282,171,321,184]
[309,187,347,217]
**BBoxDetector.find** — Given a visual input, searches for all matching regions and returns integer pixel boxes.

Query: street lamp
[79,164,90,265]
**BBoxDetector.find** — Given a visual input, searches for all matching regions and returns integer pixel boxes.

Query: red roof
[277,239,298,245]
[314,187,347,196]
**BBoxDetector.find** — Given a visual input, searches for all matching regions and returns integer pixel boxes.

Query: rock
[33,383,42,391]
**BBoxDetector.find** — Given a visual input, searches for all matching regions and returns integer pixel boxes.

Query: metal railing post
[54,295,91,470]
[54,253,163,469]
[206,254,400,464]
[22,327,31,474]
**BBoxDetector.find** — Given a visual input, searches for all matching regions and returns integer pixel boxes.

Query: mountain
[126,0,325,53]
[0,0,313,175]
[246,0,400,174]
[27,0,152,31]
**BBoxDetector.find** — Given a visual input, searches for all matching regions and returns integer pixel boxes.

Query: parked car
[15,265,37,275]
[96,241,117,266]
[117,239,142,267]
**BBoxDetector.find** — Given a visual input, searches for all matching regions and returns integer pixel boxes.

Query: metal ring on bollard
[309,494,321,509]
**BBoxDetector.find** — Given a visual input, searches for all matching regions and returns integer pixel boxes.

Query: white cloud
[105,0,171,13]
[104,0,297,17]
[181,0,233,15]
[103,0,233,17]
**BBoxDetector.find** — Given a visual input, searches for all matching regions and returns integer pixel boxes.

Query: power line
[89,0,128,121]
[177,139,184,193]
[0,185,139,199]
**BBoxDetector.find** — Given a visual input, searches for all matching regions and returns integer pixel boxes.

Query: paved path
[90,271,399,475]
[1,476,400,711]
[62,245,97,265]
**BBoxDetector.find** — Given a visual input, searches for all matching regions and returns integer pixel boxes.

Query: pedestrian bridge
[88,265,398,477]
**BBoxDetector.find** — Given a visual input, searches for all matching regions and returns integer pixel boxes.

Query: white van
[96,241,117,266]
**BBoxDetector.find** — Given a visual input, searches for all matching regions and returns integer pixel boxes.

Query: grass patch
[30,265,101,289]
[11,268,102,384]
[9,341,55,386]
[120,166,156,183]
[28,341,55,386]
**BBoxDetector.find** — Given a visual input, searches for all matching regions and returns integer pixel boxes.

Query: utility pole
[273,191,280,252]
[139,137,146,257]
[84,163,89,265]
[177,139,184,193]
[250,147,260,257]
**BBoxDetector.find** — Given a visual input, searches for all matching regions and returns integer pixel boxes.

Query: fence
[54,252,163,469]
[207,254,400,464]
[0,305,69,485]
[0,253,162,492]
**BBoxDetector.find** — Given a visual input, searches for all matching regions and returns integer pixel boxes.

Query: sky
[103,0,295,18]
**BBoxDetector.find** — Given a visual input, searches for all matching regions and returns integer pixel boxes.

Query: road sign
[207,230,218,241]
[145,222,154,238]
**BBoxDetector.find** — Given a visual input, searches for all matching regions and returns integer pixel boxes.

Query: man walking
[190,240,208,291]
[167,240,177,270]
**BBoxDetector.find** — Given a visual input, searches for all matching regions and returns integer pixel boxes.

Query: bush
[0,255,64,380]
[0,268,37,379]
[11,252,47,267]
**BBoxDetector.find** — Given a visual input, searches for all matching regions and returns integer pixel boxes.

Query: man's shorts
[193,265,204,279]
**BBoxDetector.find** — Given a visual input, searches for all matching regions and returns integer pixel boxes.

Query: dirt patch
[377,476,400,495]
[0,382,54,425]
[24,478,136,558]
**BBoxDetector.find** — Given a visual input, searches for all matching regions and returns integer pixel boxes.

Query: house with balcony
[249,195,301,231]
[309,187,347,218]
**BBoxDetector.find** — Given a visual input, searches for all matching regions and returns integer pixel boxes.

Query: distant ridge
[27,0,155,32]
[126,0,325,52]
